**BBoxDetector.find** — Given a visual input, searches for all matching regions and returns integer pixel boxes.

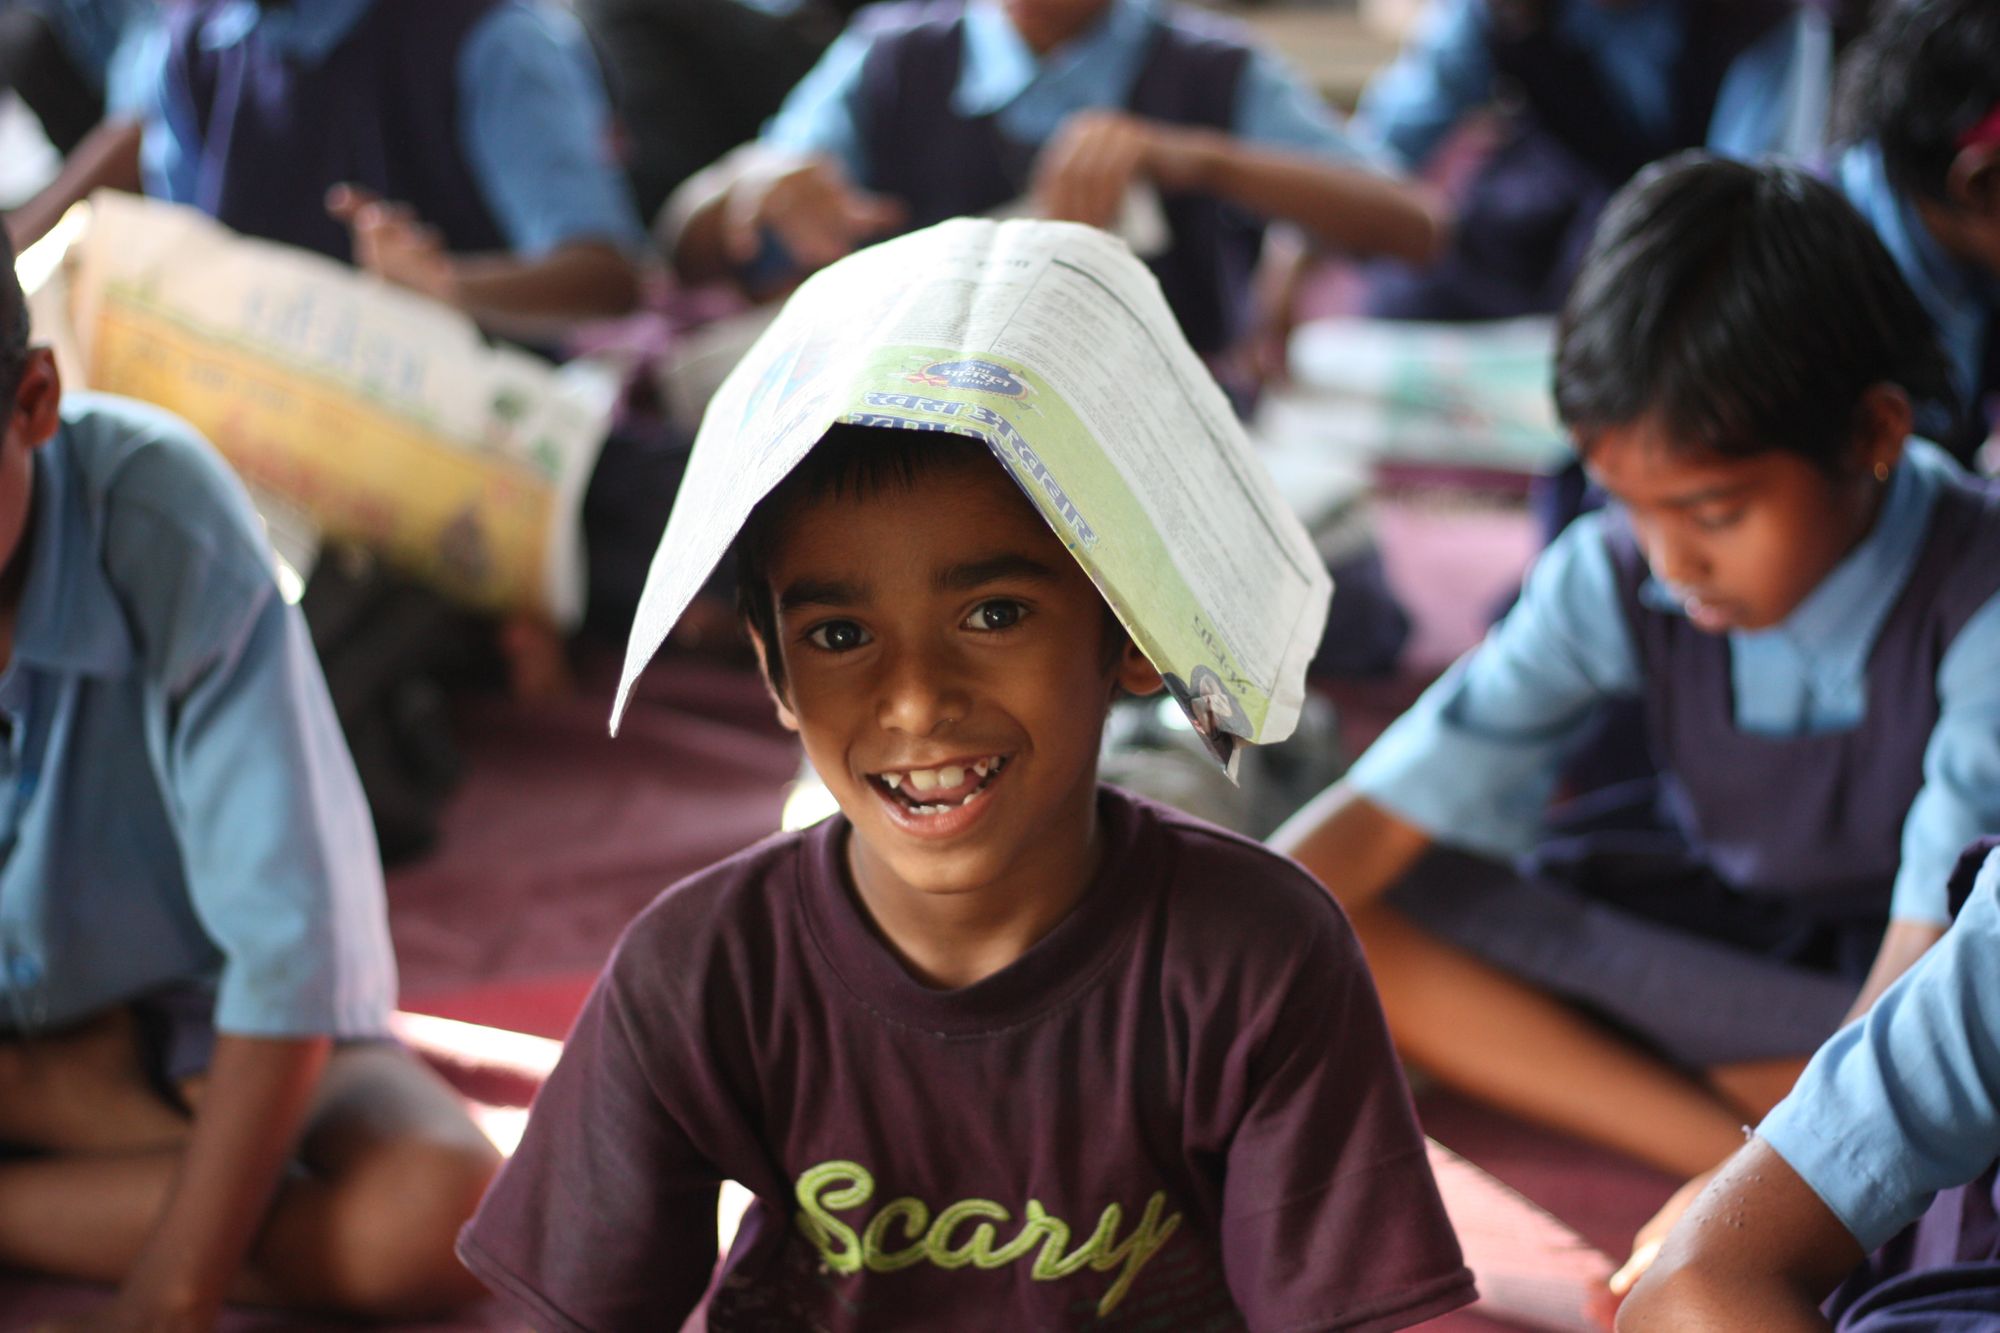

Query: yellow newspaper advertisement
[616,218,1331,772]
[31,193,613,623]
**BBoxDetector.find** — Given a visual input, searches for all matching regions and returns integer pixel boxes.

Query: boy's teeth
[973,759,991,777]
[882,773,903,790]
[908,768,940,793]
[938,765,965,788]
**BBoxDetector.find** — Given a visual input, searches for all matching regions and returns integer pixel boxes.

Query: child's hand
[1031,112,1226,228]
[326,184,459,307]
[726,155,906,272]
[1590,1168,1718,1327]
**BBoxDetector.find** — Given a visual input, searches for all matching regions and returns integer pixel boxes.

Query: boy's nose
[1644,525,1708,591]
[875,644,972,736]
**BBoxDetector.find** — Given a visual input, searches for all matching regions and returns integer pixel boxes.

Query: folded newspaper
[20,192,614,624]
[615,218,1332,772]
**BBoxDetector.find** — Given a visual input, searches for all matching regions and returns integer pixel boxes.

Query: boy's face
[1584,402,1904,634]
[0,348,59,600]
[755,454,1160,902]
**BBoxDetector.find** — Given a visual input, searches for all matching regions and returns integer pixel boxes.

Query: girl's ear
[1947,142,2000,221]
[745,625,800,733]
[1112,638,1164,699]
[1851,382,1912,479]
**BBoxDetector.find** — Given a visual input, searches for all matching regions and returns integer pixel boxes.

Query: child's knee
[329,1134,500,1315]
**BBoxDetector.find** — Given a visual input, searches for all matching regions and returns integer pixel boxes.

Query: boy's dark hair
[734,423,1122,698]
[1837,0,2000,204]
[0,225,28,412]
[1554,154,1954,469]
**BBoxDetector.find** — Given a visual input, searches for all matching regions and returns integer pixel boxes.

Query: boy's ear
[745,623,801,733]
[9,349,60,451]
[1112,638,1163,699]
[1851,382,1911,478]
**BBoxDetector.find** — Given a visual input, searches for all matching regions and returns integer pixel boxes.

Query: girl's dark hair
[1554,154,1954,469]
[733,423,1122,698]
[1836,0,2000,204]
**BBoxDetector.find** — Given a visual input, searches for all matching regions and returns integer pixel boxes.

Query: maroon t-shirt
[459,788,1473,1331]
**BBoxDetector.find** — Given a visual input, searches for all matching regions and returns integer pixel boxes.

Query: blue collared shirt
[763,0,1381,182]
[0,395,395,1038]
[1348,440,2000,925]
[1841,140,2000,447]
[138,0,646,257]
[1760,846,2000,1250]
[1354,0,1830,170]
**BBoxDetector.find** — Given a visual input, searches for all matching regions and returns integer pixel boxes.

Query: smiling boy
[457,340,1473,1324]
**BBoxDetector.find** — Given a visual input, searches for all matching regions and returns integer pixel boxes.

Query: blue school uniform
[759,0,1379,358]
[1841,141,2000,463]
[138,0,645,265]
[1352,0,1829,320]
[1348,441,2000,1066]
[24,0,155,113]
[0,395,394,1041]
[1760,841,2000,1330]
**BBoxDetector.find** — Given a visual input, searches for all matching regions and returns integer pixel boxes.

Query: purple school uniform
[459,788,1473,1332]
[848,1,1261,358]
[162,0,508,264]
[1367,0,1800,321]
[1391,473,2000,1067]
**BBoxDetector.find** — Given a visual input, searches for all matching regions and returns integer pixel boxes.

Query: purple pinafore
[1388,474,2000,1067]
[847,0,1261,359]
[162,0,509,264]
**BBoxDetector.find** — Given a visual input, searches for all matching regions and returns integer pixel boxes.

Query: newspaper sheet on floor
[615,218,1331,774]
[1279,315,1571,476]
[20,192,614,624]
[1426,1139,1616,1332]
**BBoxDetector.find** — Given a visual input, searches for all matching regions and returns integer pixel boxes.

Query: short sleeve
[1704,9,1831,162]
[1350,0,1494,169]
[759,24,876,181]
[1231,49,1382,168]
[137,16,199,203]
[100,419,394,1037]
[1221,902,1474,1330]
[457,2,647,255]
[1760,848,2000,1251]
[1891,591,2000,924]
[458,967,723,1333]
[1346,512,1641,858]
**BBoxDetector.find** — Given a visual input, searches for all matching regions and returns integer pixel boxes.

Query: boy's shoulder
[56,392,272,576]
[1116,786,1356,960]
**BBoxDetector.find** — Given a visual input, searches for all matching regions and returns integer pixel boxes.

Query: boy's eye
[806,620,871,652]
[963,599,1026,632]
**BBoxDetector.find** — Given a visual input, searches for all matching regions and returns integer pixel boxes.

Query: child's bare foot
[0,1009,190,1153]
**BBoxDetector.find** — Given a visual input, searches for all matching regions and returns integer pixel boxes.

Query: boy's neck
[843,791,1104,991]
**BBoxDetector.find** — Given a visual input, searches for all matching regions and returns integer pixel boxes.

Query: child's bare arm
[325,184,641,332]
[663,146,905,289]
[97,1034,331,1329]
[4,120,143,253]
[1843,918,1948,1022]
[1268,782,1433,908]
[1029,111,1446,263]
[1617,1137,1861,1332]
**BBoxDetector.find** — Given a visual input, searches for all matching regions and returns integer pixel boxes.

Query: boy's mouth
[869,755,1010,817]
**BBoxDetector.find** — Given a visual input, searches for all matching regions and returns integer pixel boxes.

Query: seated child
[663,0,1444,363]
[139,0,647,334]
[1271,154,2000,1182]
[1836,0,2000,463]
[1353,0,1829,320]
[0,232,497,1319]
[456,239,1475,1327]
[1620,837,2000,1331]
[2,0,157,251]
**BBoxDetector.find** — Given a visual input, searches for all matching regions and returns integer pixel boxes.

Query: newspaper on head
[614,218,1331,774]
[23,192,614,625]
